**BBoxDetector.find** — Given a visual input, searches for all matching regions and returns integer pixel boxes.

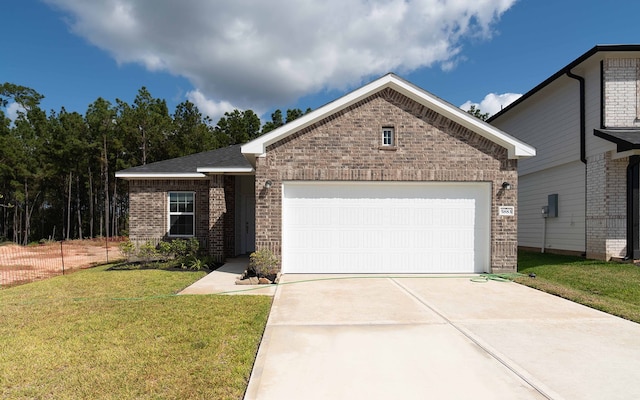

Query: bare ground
[0,238,124,287]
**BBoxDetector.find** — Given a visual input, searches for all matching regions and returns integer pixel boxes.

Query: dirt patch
[0,238,124,287]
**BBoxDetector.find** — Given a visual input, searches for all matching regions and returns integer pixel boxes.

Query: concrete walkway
[178,257,276,296]
[244,274,640,400]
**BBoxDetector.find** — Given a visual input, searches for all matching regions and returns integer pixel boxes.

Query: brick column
[586,152,627,260]
[208,175,226,262]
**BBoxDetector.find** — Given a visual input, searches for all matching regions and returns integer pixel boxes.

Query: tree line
[0,82,309,244]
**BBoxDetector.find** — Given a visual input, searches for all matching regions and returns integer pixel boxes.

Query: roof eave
[115,172,208,180]
[196,167,255,173]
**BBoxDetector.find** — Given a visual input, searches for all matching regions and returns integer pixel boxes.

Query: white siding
[491,61,593,254]
[491,52,640,256]
[518,161,586,252]
[493,78,581,176]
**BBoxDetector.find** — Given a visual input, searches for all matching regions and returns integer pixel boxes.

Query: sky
[3,0,640,125]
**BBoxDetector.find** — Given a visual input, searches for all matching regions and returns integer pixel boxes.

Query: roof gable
[242,73,535,159]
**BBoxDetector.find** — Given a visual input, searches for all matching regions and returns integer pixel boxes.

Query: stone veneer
[255,88,519,272]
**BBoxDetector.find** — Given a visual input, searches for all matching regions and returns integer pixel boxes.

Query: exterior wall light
[502,182,512,190]
[265,180,273,189]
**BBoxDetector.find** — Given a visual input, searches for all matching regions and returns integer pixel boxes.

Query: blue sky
[3,0,640,123]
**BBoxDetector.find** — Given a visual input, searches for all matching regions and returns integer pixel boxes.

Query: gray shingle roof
[115,144,253,178]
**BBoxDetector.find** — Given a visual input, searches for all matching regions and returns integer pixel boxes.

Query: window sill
[378,146,398,151]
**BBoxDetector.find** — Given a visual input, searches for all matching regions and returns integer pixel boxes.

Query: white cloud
[186,90,239,123]
[460,92,522,117]
[5,102,26,124]
[45,0,516,111]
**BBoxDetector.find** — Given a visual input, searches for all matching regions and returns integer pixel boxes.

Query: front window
[168,192,195,237]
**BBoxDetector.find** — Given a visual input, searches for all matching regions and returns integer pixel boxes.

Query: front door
[236,176,256,255]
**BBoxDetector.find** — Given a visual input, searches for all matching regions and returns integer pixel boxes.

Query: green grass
[517,250,640,323]
[0,265,272,399]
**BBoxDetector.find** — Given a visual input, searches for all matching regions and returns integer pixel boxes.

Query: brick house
[489,44,640,260]
[117,74,535,273]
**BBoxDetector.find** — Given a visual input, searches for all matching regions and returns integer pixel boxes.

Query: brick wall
[256,88,518,272]
[586,152,627,260]
[128,179,210,249]
[208,175,226,262]
[604,58,640,128]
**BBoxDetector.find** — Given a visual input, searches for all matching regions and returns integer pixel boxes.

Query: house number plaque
[499,206,515,216]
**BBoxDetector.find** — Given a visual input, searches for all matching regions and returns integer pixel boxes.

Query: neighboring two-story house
[490,45,640,260]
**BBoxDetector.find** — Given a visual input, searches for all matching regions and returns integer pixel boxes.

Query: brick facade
[586,57,640,259]
[128,178,230,262]
[582,57,640,260]
[256,88,519,272]
[603,58,640,128]
[586,152,627,260]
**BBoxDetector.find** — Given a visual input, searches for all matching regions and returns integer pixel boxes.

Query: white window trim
[382,127,395,146]
[168,191,196,237]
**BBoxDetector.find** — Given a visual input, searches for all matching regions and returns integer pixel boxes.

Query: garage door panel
[282,182,490,274]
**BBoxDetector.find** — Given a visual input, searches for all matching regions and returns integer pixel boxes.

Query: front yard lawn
[517,250,640,324]
[0,265,271,399]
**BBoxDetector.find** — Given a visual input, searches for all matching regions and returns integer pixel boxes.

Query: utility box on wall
[548,194,558,218]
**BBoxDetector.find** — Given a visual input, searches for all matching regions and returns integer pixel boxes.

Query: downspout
[566,70,586,164]
[627,156,640,260]
[565,70,587,256]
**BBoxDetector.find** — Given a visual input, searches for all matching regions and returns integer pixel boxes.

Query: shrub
[186,257,207,271]
[117,238,204,269]
[138,241,159,265]
[249,249,279,278]
[118,240,136,261]
[183,237,200,258]
[157,241,173,261]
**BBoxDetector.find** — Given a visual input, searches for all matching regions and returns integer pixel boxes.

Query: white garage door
[282,181,490,274]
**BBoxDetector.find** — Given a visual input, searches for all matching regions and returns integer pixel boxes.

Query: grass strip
[516,251,640,323]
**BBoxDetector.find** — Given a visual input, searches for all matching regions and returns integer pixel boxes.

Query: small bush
[138,242,159,265]
[182,237,200,258]
[187,257,207,271]
[118,240,136,261]
[156,241,173,261]
[116,238,208,270]
[249,249,279,278]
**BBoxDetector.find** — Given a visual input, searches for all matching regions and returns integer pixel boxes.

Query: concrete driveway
[244,274,640,400]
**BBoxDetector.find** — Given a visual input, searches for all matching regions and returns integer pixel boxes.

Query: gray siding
[495,78,581,176]
[517,161,586,252]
